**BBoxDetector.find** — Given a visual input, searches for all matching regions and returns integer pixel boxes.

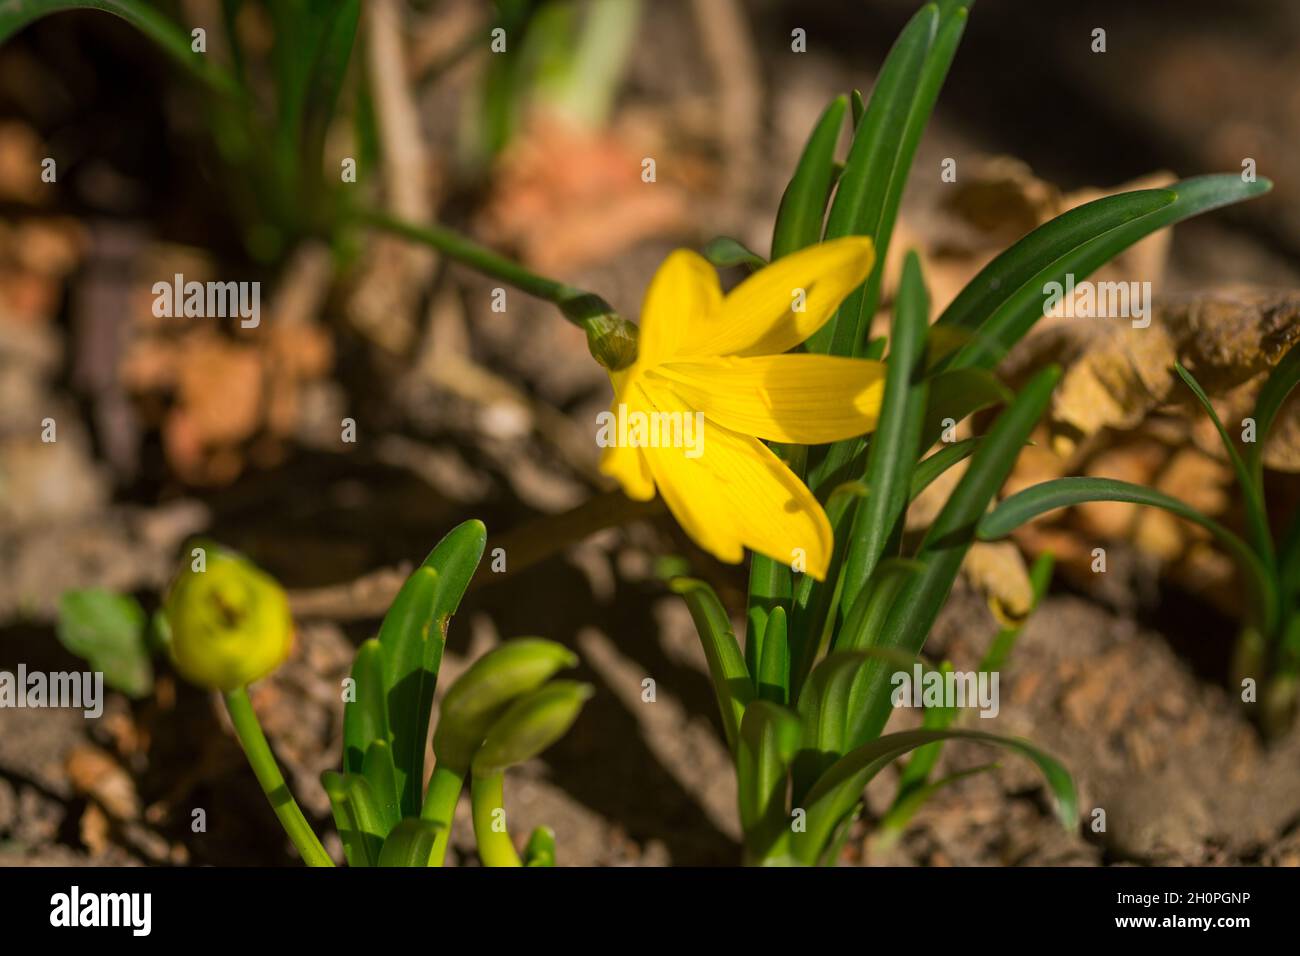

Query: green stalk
[223,688,334,867]
[352,209,638,371]
[470,771,522,867]
[420,763,466,866]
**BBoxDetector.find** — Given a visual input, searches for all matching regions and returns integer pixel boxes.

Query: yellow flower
[164,544,294,691]
[599,237,884,580]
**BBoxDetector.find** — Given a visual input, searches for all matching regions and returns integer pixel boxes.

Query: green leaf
[377,566,440,818]
[524,825,557,867]
[807,1,969,358]
[770,95,847,260]
[321,771,386,867]
[342,638,387,775]
[835,558,924,655]
[938,176,1273,371]
[746,552,791,684]
[839,251,930,613]
[977,476,1278,636]
[379,521,486,817]
[920,367,1012,447]
[672,577,753,753]
[0,1,238,92]
[299,1,361,195]
[792,727,1076,864]
[702,236,766,272]
[1247,340,1300,486]
[908,437,979,502]
[756,605,790,705]
[736,701,802,859]
[1174,361,1271,559]
[847,366,1061,746]
[55,589,152,698]
[376,817,442,867]
[360,740,400,833]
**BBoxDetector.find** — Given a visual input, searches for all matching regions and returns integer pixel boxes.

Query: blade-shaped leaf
[702,236,766,272]
[839,251,931,613]
[771,95,848,260]
[757,605,790,705]
[321,770,386,867]
[377,817,442,867]
[938,176,1272,371]
[1175,361,1270,559]
[343,638,388,775]
[0,1,238,93]
[845,366,1061,747]
[909,437,979,501]
[736,701,802,860]
[1248,340,1300,485]
[977,476,1278,636]
[808,1,969,358]
[673,577,752,752]
[792,727,1076,864]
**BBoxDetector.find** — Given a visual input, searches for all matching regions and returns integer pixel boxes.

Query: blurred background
[1,0,1298,866]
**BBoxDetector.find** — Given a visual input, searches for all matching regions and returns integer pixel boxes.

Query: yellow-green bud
[434,638,577,770]
[471,680,593,776]
[164,543,293,691]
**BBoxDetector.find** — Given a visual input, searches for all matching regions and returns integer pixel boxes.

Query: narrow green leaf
[321,771,386,867]
[377,566,440,818]
[808,1,968,358]
[770,95,847,259]
[1247,340,1300,485]
[977,475,1277,636]
[55,589,152,698]
[920,367,1012,447]
[757,606,790,705]
[908,437,979,501]
[377,817,442,867]
[939,176,1273,371]
[835,558,924,654]
[1174,361,1271,559]
[876,762,998,847]
[0,1,239,94]
[848,366,1061,746]
[360,740,400,833]
[737,701,802,860]
[792,727,1076,864]
[840,252,930,612]
[672,577,753,752]
[343,638,387,775]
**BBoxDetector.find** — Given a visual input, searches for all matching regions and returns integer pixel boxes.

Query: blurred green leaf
[702,236,767,272]
[377,817,442,867]
[56,589,152,698]
[0,1,238,93]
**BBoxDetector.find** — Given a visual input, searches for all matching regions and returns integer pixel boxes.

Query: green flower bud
[434,638,577,770]
[164,543,293,691]
[471,680,593,776]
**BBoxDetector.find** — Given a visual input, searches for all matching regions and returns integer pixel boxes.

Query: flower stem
[470,771,521,867]
[352,208,638,371]
[223,688,334,867]
[420,763,465,866]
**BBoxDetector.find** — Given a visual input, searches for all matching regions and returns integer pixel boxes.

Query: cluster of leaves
[979,343,1300,736]
[681,0,1270,865]
[325,520,591,867]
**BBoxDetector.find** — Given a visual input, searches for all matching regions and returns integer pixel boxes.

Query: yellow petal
[636,249,722,367]
[636,381,833,579]
[598,373,656,500]
[678,236,874,359]
[648,354,886,444]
